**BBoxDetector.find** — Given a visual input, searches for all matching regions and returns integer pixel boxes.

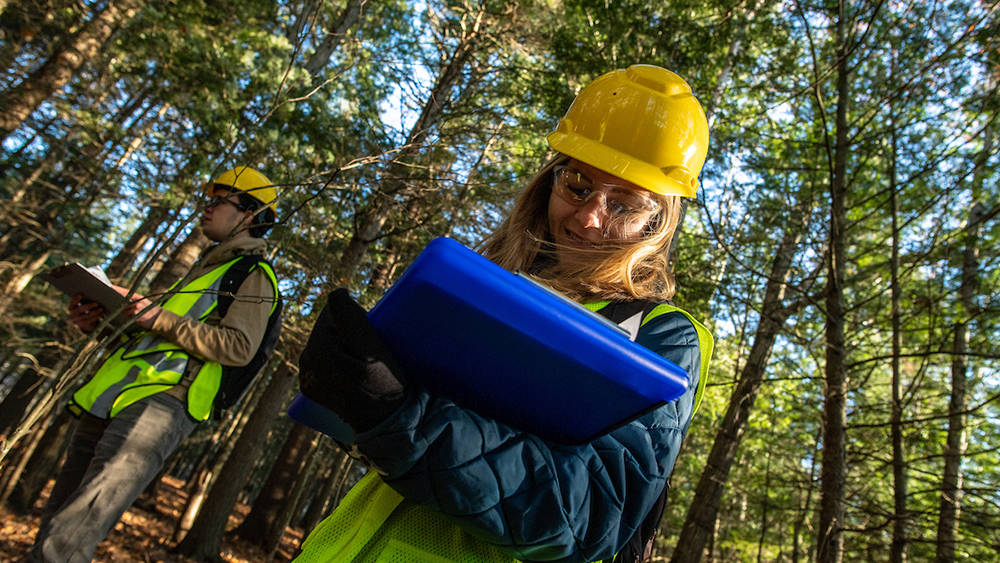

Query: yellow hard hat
[206,166,277,213]
[546,64,709,197]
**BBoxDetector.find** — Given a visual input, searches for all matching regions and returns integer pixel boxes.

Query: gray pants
[31,393,198,563]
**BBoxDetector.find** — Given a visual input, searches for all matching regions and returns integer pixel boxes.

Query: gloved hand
[298,288,407,433]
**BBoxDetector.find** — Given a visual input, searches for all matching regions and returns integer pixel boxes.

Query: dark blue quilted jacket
[351,308,705,563]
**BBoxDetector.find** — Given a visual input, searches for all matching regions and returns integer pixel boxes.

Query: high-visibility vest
[70,257,279,421]
[294,303,713,563]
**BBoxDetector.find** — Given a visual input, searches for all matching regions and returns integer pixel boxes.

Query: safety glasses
[206,192,249,212]
[551,165,659,218]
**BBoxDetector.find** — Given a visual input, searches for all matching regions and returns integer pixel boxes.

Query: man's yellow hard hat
[547,64,709,197]
[206,167,278,213]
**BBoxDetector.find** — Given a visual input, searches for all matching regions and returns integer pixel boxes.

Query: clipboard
[37,263,131,326]
[289,237,690,445]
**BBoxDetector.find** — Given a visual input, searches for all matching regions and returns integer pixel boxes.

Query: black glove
[298,288,407,433]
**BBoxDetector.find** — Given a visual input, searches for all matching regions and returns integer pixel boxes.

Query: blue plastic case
[289,237,689,444]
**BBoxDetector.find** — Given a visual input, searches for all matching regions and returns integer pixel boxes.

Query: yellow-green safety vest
[70,257,278,421]
[294,303,713,563]
[582,300,714,415]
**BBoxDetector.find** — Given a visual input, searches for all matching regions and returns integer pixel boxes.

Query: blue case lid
[289,237,689,444]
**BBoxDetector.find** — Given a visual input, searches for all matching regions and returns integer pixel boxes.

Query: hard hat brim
[547,131,699,198]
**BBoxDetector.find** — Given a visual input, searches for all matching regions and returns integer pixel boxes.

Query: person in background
[27,167,282,563]
[295,64,714,563]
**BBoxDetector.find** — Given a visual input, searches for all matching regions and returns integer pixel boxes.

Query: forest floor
[0,476,305,562]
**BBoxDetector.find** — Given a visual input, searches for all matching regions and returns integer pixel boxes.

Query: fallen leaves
[0,476,301,562]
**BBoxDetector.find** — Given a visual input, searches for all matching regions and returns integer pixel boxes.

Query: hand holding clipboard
[38,264,135,330]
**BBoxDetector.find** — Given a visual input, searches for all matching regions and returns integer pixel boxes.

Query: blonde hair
[480,154,684,302]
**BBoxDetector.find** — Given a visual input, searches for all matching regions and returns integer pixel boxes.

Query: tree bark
[934,298,970,563]
[0,411,51,504]
[286,0,322,45]
[0,0,148,141]
[147,227,211,297]
[0,343,67,440]
[934,120,993,560]
[232,421,318,546]
[816,9,851,563]
[889,100,907,563]
[703,0,765,129]
[755,449,772,563]
[172,363,274,542]
[303,0,364,77]
[792,434,821,563]
[4,407,75,512]
[172,362,297,561]
[300,450,351,533]
[263,432,321,555]
[670,218,806,563]
[334,5,486,280]
[0,250,52,317]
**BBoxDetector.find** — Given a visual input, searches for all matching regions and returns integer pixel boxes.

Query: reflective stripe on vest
[71,257,258,421]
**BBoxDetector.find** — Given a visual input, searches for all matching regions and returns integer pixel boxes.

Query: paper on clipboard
[37,263,131,326]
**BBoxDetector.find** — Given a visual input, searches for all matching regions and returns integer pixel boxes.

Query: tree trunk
[935,117,994,560]
[286,0,322,44]
[934,305,969,563]
[0,417,48,504]
[4,407,75,512]
[303,0,365,77]
[333,6,485,280]
[106,205,172,283]
[703,0,764,129]
[0,336,102,466]
[816,9,851,563]
[330,457,358,511]
[0,250,52,317]
[792,434,821,563]
[173,364,274,542]
[172,363,297,561]
[173,466,215,544]
[0,0,148,141]
[232,421,318,546]
[147,227,211,297]
[889,102,908,563]
[670,218,806,563]
[300,450,350,533]
[0,343,67,440]
[263,432,321,555]
[755,448,772,563]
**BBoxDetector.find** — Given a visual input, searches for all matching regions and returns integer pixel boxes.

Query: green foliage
[1,0,999,561]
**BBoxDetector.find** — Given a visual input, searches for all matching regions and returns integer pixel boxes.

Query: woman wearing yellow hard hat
[294,64,713,563]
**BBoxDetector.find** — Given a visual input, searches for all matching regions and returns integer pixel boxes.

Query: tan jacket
[155,235,275,401]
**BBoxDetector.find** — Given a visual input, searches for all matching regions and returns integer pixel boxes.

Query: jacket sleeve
[352,310,703,563]
[150,267,275,366]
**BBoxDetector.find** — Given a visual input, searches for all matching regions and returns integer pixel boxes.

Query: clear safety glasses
[206,192,249,212]
[551,165,659,218]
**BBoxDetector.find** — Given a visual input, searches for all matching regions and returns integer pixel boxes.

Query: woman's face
[547,159,658,258]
